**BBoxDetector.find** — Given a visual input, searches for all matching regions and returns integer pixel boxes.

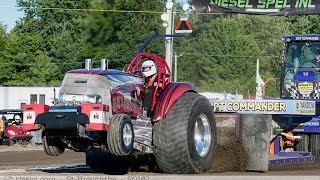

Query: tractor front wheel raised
[154,92,216,174]
[107,114,134,156]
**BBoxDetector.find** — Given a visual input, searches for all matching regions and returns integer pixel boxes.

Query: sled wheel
[294,133,309,152]
[107,114,134,156]
[154,92,217,174]
[310,134,320,162]
[42,135,65,156]
[85,147,128,174]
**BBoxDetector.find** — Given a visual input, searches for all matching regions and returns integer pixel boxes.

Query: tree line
[0,0,319,98]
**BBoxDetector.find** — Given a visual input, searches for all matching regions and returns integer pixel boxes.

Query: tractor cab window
[284,42,320,80]
[282,42,320,98]
[285,42,320,69]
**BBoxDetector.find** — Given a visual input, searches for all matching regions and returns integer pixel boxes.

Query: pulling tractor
[22,34,217,174]
[207,34,320,168]
[269,34,320,164]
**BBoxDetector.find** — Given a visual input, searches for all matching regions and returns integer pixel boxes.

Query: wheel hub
[194,114,211,157]
[123,124,133,147]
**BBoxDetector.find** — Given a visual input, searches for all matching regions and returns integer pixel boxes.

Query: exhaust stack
[85,59,92,70]
[101,59,107,71]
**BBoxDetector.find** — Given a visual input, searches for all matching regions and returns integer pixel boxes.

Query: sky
[0,0,188,32]
[0,0,23,32]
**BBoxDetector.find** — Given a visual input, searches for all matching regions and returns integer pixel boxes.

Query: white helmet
[142,60,157,77]
[15,115,21,120]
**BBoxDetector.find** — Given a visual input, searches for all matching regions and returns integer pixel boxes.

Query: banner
[192,0,320,15]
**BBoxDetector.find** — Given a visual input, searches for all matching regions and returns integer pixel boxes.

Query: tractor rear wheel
[42,135,65,156]
[310,134,320,162]
[294,133,309,152]
[85,147,128,173]
[153,92,216,174]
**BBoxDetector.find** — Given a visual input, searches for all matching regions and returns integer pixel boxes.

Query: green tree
[0,32,60,85]
[175,15,289,97]
[0,24,7,51]
[0,24,9,84]
[83,0,165,69]
[176,15,261,94]
[285,16,320,34]
[15,0,89,79]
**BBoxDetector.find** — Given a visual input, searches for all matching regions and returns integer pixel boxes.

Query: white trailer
[0,86,60,109]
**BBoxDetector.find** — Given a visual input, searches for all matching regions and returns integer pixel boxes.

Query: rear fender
[22,104,50,132]
[153,83,196,122]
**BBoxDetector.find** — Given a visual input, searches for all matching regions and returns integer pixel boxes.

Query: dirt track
[0,145,319,176]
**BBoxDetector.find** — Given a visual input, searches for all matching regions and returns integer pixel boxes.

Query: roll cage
[125,52,171,111]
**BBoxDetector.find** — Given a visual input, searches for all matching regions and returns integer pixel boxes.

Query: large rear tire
[294,133,309,152]
[42,135,65,156]
[107,114,134,156]
[153,92,216,174]
[85,147,128,174]
[310,134,320,162]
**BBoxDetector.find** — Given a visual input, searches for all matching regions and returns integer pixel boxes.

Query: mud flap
[240,114,272,172]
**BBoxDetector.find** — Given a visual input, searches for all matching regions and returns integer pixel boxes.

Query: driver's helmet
[14,115,21,122]
[142,60,157,77]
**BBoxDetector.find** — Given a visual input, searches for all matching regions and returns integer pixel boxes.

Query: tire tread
[154,92,216,174]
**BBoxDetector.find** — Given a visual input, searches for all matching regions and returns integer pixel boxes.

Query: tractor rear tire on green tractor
[85,147,128,174]
[310,134,320,162]
[294,133,309,152]
[42,135,65,156]
[107,114,134,156]
[153,92,216,174]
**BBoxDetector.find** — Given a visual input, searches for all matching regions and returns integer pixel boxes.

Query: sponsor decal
[302,121,320,126]
[210,100,315,115]
[212,101,286,112]
[295,101,315,114]
[193,0,320,15]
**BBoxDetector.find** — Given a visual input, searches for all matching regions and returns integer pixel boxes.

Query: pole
[165,0,173,72]
[174,53,177,82]
[171,5,175,73]
[174,52,182,82]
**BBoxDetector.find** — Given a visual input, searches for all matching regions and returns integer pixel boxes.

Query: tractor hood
[59,73,111,105]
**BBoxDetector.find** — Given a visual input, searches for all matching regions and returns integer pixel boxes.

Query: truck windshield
[285,42,320,69]
[282,41,320,98]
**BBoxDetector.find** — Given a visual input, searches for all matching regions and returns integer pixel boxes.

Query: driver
[141,59,157,117]
[12,115,21,126]
[313,50,320,68]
